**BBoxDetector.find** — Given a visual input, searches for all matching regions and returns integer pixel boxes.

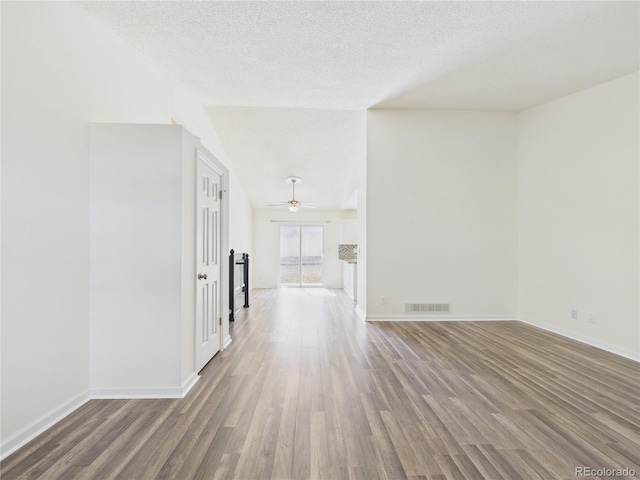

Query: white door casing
[195,153,222,372]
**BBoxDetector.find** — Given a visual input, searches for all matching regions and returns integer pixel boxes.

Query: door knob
[198,273,208,280]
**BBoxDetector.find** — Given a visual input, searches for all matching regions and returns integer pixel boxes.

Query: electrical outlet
[571,310,578,320]
[588,312,596,324]
[380,296,386,305]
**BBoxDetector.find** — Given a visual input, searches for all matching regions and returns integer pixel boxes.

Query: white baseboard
[355,305,366,322]
[366,314,515,322]
[181,373,200,397]
[1,374,202,461]
[1,389,91,461]
[91,375,200,399]
[222,335,232,350]
[90,386,183,399]
[518,317,640,362]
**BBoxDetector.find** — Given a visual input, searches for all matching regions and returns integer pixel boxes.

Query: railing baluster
[229,249,250,322]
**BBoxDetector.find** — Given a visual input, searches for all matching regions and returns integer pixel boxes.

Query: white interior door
[195,155,222,372]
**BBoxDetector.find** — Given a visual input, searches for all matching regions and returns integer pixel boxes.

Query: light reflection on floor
[278,287,338,297]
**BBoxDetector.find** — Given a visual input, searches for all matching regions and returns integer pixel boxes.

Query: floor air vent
[405,303,450,314]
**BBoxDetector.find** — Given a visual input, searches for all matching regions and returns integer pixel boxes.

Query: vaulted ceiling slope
[76,1,639,209]
[205,107,365,211]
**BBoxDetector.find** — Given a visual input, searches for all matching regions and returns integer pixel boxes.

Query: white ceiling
[77,1,639,209]
[206,107,365,210]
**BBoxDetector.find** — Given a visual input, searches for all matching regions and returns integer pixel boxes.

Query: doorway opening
[279,226,323,286]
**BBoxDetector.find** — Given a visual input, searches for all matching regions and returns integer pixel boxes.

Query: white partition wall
[366,110,519,320]
[518,73,639,359]
[90,123,229,396]
[90,124,182,394]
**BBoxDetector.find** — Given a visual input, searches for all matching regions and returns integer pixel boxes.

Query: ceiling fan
[268,176,316,212]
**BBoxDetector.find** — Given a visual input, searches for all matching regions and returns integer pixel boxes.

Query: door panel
[195,157,221,372]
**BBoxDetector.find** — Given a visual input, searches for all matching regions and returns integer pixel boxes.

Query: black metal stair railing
[229,249,250,321]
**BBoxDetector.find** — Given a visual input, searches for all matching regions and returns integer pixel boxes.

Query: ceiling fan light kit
[268,176,316,212]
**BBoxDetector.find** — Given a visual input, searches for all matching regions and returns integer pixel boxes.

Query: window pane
[279,227,300,285]
[301,227,322,285]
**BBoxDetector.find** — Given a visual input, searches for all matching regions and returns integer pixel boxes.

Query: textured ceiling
[206,107,365,210]
[76,1,639,209]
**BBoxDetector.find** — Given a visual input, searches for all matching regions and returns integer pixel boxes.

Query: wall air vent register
[405,303,451,314]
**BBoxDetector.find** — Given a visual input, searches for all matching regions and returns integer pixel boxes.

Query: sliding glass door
[279,226,323,286]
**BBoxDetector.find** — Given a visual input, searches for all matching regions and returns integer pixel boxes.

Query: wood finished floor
[2,288,639,480]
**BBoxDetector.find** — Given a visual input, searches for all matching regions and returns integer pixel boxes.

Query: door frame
[195,149,229,367]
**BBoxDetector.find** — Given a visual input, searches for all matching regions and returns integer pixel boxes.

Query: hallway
[2,288,638,479]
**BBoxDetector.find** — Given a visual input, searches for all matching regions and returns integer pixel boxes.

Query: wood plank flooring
[2,288,639,479]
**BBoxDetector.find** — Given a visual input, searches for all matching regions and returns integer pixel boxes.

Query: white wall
[171,84,254,262]
[340,219,358,244]
[352,125,368,318]
[90,124,183,391]
[252,209,356,289]
[518,72,639,360]
[1,2,166,451]
[366,110,519,319]
[1,2,252,455]
[229,174,253,255]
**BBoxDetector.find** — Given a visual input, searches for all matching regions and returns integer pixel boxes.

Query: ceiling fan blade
[268,178,315,210]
